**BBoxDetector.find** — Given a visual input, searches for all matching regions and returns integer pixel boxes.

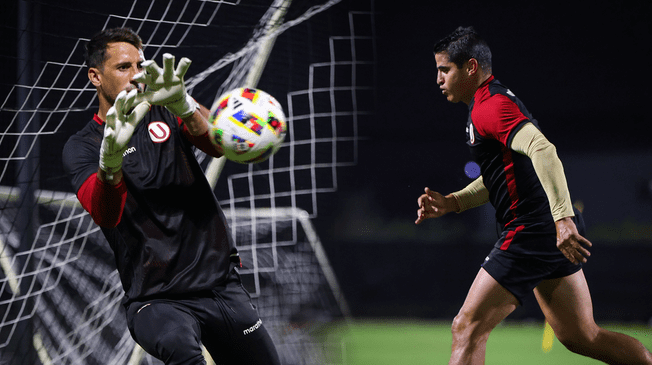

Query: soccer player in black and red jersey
[62,28,280,365]
[415,26,652,365]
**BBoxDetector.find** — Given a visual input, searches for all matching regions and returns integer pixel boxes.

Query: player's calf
[556,327,652,365]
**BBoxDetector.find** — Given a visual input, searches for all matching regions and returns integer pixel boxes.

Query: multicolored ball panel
[208,87,287,164]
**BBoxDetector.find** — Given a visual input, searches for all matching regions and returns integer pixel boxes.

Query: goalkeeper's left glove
[133,53,198,118]
[100,89,150,180]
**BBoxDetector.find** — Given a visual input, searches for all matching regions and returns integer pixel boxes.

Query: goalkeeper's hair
[85,27,143,69]
[433,26,492,73]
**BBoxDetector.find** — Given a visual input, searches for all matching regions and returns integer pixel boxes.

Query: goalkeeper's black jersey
[63,106,236,305]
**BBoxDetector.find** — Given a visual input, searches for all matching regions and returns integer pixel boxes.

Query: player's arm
[182,102,210,136]
[78,172,127,228]
[415,177,488,224]
[451,176,489,213]
[178,102,223,158]
[510,122,592,263]
[510,122,573,221]
[84,90,149,228]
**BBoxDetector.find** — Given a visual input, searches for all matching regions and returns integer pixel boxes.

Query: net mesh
[0,0,375,363]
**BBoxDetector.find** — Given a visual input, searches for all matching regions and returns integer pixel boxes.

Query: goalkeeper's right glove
[133,53,198,118]
[99,89,150,181]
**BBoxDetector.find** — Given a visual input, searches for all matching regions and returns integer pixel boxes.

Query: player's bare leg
[535,269,652,365]
[449,268,519,365]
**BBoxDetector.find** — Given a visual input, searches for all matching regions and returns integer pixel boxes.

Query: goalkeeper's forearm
[179,103,224,158]
[451,176,489,213]
[511,123,574,221]
[182,102,210,136]
[97,167,123,185]
[78,172,127,228]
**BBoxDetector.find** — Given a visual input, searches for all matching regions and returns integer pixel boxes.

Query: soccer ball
[208,87,287,164]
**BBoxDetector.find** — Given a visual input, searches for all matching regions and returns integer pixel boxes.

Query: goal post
[205,0,293,189]
[225,207,351,364]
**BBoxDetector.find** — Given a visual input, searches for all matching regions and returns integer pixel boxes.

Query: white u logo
[148,121,171,143]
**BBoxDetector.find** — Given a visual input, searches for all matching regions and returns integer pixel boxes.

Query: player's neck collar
[93,114,104,125]
[479,75,494,88]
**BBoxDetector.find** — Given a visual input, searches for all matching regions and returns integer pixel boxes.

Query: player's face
[92,42,144,106]
[435,52,474,105]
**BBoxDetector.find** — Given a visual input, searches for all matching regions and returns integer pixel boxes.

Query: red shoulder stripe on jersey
[77,173,127,228]
[500,224,524,250]
[472,94,528,146]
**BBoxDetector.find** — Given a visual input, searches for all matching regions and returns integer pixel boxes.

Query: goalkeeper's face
[90,42,144,108]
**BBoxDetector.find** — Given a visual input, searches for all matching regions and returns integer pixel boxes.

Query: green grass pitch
[326,320,652,364]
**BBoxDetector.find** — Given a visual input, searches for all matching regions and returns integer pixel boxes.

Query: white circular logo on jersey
[148,121,170,143]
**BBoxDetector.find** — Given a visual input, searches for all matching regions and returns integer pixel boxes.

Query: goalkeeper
[62,28,280,365]
[415,26,652,365]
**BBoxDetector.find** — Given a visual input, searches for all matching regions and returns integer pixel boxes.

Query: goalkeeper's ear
[88,67,102,87]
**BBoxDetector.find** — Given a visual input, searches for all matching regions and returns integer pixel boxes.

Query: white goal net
[0,0,375,364]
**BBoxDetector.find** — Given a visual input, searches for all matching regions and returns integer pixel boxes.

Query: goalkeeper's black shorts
[125,264,280,365]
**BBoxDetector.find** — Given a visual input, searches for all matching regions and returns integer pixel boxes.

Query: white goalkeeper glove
[99,89,151,180]
[133,53,198,118]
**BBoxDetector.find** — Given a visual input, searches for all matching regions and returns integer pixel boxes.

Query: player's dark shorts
[125,264,280,365]
[481,213,585,305]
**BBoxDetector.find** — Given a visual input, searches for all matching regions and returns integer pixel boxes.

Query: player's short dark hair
[84,27,142,69]
[433,26,492,73]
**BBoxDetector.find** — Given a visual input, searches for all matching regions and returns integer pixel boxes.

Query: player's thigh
[204,321,279,365]
[127,300,204,364]
[455,268,519,332]
[202,272,280,365]
[534,269,599,339]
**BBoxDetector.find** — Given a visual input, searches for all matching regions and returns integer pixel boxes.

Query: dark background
[363,0,652,216]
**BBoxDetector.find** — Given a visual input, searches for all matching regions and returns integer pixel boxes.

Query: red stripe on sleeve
[77,173,127,228]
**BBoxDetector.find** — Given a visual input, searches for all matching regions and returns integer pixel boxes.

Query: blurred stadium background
[1,0,651,364]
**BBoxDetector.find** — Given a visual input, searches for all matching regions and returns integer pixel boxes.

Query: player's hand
[415,187,455,224]
[99,89,150,178]
[133,53,197,118]
[555,216,592,264]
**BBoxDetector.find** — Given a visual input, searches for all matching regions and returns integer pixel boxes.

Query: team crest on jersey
[148,121,170,143]
[467,124,476,144]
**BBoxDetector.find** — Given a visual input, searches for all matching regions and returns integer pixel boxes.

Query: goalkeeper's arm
[179,102,224,158]
[78,173,127,228]
[510,122,574,221]
[87,90,148,227]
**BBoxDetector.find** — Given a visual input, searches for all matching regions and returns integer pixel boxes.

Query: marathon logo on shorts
[243,318,262,335]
